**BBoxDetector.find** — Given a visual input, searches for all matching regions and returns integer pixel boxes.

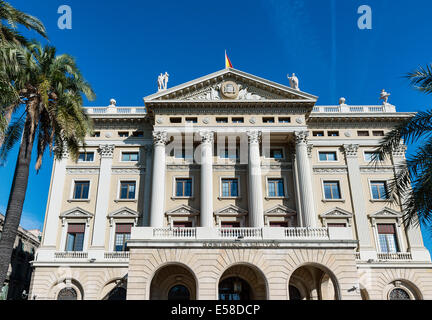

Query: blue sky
[2,0,432,251]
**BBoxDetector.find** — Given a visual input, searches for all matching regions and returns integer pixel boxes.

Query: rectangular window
[278,117,291,123]
[323,181,341,200]
[132,131,144,137]
[66,224,85,252]
[221,178,239,197]
[232,117,244,123]
[120,181,136,199]
[121,152,139,162]
[185,117,198,123]
[73,181,90,199]
[270,222,288,227]
[173,221,193,228]
[371,181,388,200]
[328,131,339,137]
[114,224,132,252]
[175,178,193,197]
[357,131,370,137]
[377,224,399,253]
[269,148,284,159]
[118,131,129,138]
[216,117,228,123]
[263,117,275,123]
[221,222,240,228]
[90,131,100,137]
[268,179,285,197]
[373,130,385,136]
[78,152,94,162]
[313,131,325,137]
[170,117,182,123]
[364,152,383,162]
[319,151,337,161]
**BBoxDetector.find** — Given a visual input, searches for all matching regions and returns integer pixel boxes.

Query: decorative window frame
[321,178,345,202]
[369,207,405,253]
[171,176,194,199]
[317,150,339,162]
[119,150,141,163]
[368,178,390,202]
[219,176,241,199]
[68,179,92,202]
[115,179,138,202]
[319,207,353,227]
[363,150,384,163]
[264,205,296,227]
[165,205,199,228]
[59,207,93,252]
[214,205,248,227]
[265,176,289,199]
[107,207,138,252]
[76,150,96,163]
[384,280,421,300]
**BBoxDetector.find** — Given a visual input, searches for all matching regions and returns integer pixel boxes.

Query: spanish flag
[225,50,233,68]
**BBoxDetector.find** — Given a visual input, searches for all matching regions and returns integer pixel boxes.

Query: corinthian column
[199,131,214,227]
[149,131,168,228]
[91,144,115,248]
[294,131,316,227]
[247,130,264,227]
[142,144,153,226]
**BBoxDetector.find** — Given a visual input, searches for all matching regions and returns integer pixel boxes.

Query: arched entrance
[150,264,197,300]
[218,264,267,300]
[288,264,340,300]
[57,287,77,300]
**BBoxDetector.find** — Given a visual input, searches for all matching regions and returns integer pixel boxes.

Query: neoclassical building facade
[30,68,432,300]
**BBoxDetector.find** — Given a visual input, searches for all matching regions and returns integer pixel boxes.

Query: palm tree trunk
[0,99,39,290]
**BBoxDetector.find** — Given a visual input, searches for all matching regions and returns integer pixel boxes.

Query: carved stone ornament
[307,144,314,158]
[246,130,262,144]
[249,117,256,124]
[294,131,309,145]
[220,81,239,99]
[153,130,168,145]
[199,131,214,144]
[98,144,115,158]
[296,118,303,124]
[343,144,359,157]
[202,117,210,124]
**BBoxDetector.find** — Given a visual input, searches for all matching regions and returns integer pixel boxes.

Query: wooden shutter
[116,223,133,233]
[377,224,395,234]
[68,224,85,233]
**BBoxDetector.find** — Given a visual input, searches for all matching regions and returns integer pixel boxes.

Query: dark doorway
[168,285,190,300]
[219,277,251,300]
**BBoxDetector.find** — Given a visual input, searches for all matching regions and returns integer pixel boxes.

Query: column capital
[153,130,168,146]
[392,144,407,157]
[98,144,115,158]
[246,130,262,144]
[198,131,214,144]
[294,131,309,145]
[343,144,359,157]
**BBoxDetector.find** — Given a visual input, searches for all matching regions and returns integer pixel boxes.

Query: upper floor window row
[78,152,94,162]
[122,152,139,162]
[312,131,339,137]
[358,130,385,137]
[319,151,337,161]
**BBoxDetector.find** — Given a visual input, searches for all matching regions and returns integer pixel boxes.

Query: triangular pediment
[166,205,199,216]
[108,207,139,218]
[214,204,248,216]
[369,207,402,218]
[60,207,93,219]
[264,205,296,216]
[144,68,317,103]
[320,207,353,218]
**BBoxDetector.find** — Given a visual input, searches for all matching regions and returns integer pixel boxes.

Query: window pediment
[369,207,402,218]
[60,207,93,219]
[108,207,139,219]
[214,205,247,216]
[166,205,199,216]
[264,205,296,216]
[320,207,353,219]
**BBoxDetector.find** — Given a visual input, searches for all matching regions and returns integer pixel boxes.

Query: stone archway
[150,264,197,300]
[288,264,340,300]
[218,264,268,300]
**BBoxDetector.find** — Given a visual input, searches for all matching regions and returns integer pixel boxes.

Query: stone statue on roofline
[287,73,300,90]
[157,72,170,91]
[380,89,390,104]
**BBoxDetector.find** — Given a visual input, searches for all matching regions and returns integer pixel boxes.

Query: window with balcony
[377,224,399,253]
[323,181,341,200]
[121,152,139,162]
[268,178,285,197]
[65,224,85,251]
[319,151,337,161]
[221,222,240,228]
[77,152,94,162]
[173,221,193,228]
[370,181,388,200]
[73,181,90,199]
[114,224,132,252]
[119,181,136,200]
[175,178,193,197]
[221,178,239,197]
[364,152,383,162]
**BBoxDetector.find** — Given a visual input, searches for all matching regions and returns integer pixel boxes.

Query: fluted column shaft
[199,131,214,227]
[142,144,153,226]
[247,131,264,227]
[295,131,316,227]
[150,131,168,228]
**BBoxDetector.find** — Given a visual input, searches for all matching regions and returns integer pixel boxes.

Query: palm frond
[0,116,24,164]
[406,64,432,95]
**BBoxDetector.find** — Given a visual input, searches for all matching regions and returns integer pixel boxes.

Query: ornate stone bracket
[98,144,115,158]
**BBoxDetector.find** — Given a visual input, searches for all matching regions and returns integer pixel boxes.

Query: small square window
[175,178,193,197]
[278,117,291,123]
[232,117,244,123]
[91,131,100,137]
[319,152,337,161]
[120,181,136,199]
[357,131,370,137]
[313,131,325,137]
[373,130,385,136]
[170,117,182,123]
[118,132,129,138]
[73,181,90,199]
[263,117,275,123]
[328,131,339,137]
[122,152,139,162]
[185,117,198,123]
[216,117,228,123]
[364,152,383,162]
[323,181,341,200]
[132,131,144,137]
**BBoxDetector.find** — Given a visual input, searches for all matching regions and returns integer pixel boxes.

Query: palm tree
[376,64,432,227]
[0,0,47,46]
[0,42,95,289]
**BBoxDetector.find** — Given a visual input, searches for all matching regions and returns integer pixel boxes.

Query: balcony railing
[285,227,329,239]
[217,227,262,239]
[153,227,196,239]
[377,252,412,261]
[54,251,88,259]
[312,105,395,113]
[104,252,130,259]
[84,107,147,115]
